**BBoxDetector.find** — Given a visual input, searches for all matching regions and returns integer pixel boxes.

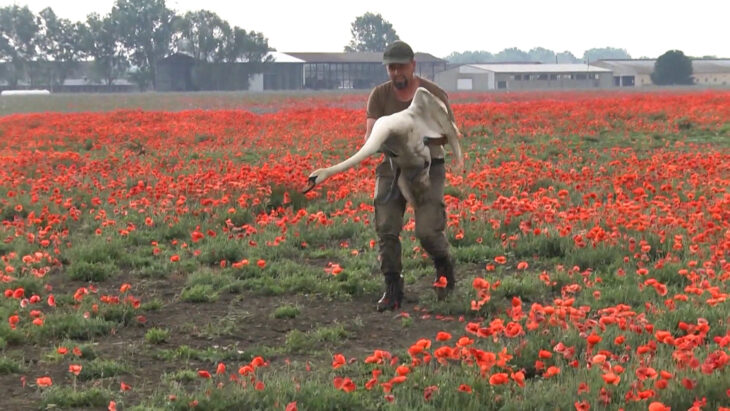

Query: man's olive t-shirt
[366,77,454,159]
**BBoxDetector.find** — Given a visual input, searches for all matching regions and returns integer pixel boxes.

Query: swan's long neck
[322,123,390,176]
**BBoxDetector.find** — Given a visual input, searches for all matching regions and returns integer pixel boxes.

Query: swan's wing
[412,88,463,165]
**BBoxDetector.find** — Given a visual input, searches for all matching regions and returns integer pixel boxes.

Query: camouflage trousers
[374,158,450,275]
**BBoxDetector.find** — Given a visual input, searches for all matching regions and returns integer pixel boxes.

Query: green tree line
[0,0,271,90]
[445,47,632,64]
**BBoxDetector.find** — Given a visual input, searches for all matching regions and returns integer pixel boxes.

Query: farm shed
[284,52,447,90]
[155,51,446,91]
[594,59,730,87]
[435,63,614,91]
[157,53,196,91]
[248,52,305,91]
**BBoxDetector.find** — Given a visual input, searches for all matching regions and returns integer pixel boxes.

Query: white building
[593,59,730,87]
[435,63,614,91]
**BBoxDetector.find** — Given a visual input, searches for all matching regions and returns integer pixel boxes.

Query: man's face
[387,61,415,90]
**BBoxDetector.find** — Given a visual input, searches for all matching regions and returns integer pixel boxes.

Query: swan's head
[302,168,331,193]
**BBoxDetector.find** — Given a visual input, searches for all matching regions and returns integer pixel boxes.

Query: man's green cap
[383,41,414,65]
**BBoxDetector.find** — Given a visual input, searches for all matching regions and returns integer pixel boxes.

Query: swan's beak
[302,176,317,193]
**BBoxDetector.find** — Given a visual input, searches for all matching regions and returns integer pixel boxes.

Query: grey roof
[594,59,730,75]
[692,59,730,73]
[283,52,444,64]
[461,63,611,73]
[265,51,305,63]
[62,78,135,86]
[1,78,134,87]
[593,59,656,75]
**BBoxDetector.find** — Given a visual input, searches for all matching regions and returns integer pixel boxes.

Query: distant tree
[344,12,399,52]
[222,27,271,63]
[0,5,39,87]
[446,48,633,64]
[112,0,175,89]
[494,47,531,62]
[82,13,128,87]
[555,50,579,63]
[445,50,494,63]
[651,50,693,85]
[172,10,230,62]
[582,47,631,62]
[528,47,557,63]
[36,8,85,90]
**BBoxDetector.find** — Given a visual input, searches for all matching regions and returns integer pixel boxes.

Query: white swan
[303,87,463,204]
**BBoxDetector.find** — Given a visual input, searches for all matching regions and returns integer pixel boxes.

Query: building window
[497,80,507,89]
[513,74,522,80]
[537,74,548,80]
[550,74,557,80]
[620,76,635,87]
[523,74,530,81]
[457,78,473,90]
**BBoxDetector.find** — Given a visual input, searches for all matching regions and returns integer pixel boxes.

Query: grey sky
[3,0,729,59]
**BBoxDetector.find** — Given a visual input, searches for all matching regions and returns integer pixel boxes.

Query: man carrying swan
[303,40,462,311]
[366,41,463,311]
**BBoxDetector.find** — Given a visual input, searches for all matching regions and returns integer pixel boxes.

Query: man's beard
[393,77,408,90]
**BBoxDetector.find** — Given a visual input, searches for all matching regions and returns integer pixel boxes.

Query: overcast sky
[3,0,729,59]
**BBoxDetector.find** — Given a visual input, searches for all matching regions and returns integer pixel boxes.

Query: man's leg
[413,159,455,300]
[374,161,407,311]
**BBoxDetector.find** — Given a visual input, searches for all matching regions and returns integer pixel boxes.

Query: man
[365,40,461,312]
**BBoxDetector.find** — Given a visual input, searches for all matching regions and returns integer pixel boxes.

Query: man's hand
[426,129,463,147]
[425,136,448,146]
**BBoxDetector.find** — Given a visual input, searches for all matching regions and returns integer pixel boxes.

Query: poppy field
[0,89,729,410]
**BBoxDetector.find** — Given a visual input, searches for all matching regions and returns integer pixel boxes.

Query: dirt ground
[1,264,484,410]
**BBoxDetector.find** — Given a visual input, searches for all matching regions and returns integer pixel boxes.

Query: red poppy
[648,402,670,411]
[436,331,452,341]
[489,373,509,385]
[36,376,52,387]
[331,354,346,369]
[423,385,438,401]
[433,276,447,288]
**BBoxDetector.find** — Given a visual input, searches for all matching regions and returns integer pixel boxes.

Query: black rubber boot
[376,273,404,312]
[433,256,455,301]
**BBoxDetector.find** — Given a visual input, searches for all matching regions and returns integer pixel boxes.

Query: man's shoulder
[367,81,392,119]
[371,81,392,95]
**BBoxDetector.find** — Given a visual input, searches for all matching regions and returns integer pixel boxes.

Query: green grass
[154,345,252,364]
[40,387,114,408]
[284,324,349,354]
[0,355,24,374]
[77,358,131,381]
[272,304,300,319]
[180,284,219,303]
[145,328,170,344]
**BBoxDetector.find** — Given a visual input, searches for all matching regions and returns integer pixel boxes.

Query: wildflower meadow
[0,89,728,410]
